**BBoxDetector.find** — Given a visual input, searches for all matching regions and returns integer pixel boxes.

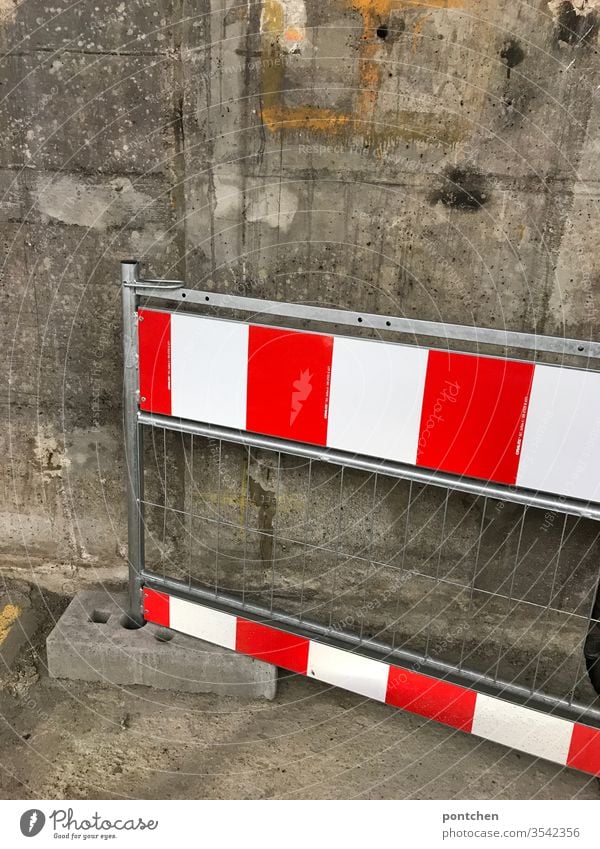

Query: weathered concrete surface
[2,1,600,718]
[4,674,600,800]
[0,580,598,800]
[46,590,277,698]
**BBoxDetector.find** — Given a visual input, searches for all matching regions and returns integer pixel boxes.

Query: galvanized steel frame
[121,260,600,727]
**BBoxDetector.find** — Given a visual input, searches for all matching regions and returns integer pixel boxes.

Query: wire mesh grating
[140,425,600,710]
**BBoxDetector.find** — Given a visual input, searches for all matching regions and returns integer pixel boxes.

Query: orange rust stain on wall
[351,0,392,33]
[350,0,392,122]
[411,11,432,52]
[352,0,464,20]
[355,39,386,122]
[260,0,470,143]
[394,0,465,7]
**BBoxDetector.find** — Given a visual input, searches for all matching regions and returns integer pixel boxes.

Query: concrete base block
[46,591,277,699]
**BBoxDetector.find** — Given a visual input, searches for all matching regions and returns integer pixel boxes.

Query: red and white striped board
[143,588,600,777]
[138,309,600,503]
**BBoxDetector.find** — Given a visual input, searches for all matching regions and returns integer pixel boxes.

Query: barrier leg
[121,261,145,626]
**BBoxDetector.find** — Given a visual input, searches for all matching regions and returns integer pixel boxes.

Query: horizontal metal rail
[138,411,600,521]
[142,569,600,729]
[135,283,600,361]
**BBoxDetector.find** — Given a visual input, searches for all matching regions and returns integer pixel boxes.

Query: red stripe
[143,588,170,627]
[417,351,534,485]
[138,309,171,415]
[385,665,476,731]
[235,619,310,674]
[137,589,600,778]
[566,723,600,776]
[246,326,333,446]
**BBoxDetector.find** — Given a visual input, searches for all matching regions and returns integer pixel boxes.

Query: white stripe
[171,315,249,429]
[327,337,428,464]
[169,596,237,650]
[517,365,600,502]
[471,694,573,764]
[307,642,388,702]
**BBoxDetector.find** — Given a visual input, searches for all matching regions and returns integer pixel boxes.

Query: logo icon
[290,369,313,425]
[20,810,45,837]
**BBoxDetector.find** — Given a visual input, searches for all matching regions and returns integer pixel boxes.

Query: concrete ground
[0,581,599,801]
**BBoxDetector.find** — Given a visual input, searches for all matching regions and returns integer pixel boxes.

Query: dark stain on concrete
[431,167,489,212]
[249,475,276,565]
[554,1,599,47]
[500,39,525,78]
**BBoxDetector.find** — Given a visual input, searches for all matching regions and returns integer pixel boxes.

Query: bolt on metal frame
[121,260,600,730]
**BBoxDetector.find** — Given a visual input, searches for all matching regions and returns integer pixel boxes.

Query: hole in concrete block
[90,609,110,624]
[119,613,146,630]
[154,628,175,643]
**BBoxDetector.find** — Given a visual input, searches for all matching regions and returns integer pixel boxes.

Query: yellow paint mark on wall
[261,105,351,134]
[260,0,475,146]
[261,0,351,134]
[0,604,21,646]
[262,0,307,53]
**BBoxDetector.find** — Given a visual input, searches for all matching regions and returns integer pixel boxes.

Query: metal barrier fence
[121,260,600,777]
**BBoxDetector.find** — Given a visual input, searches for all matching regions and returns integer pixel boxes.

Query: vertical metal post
[121,260,145,625]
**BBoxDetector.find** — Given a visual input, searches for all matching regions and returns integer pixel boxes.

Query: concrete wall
[2,1,600,691]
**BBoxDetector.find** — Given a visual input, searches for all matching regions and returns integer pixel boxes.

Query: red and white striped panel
[138,310,600,502]
[144,588,600,777]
